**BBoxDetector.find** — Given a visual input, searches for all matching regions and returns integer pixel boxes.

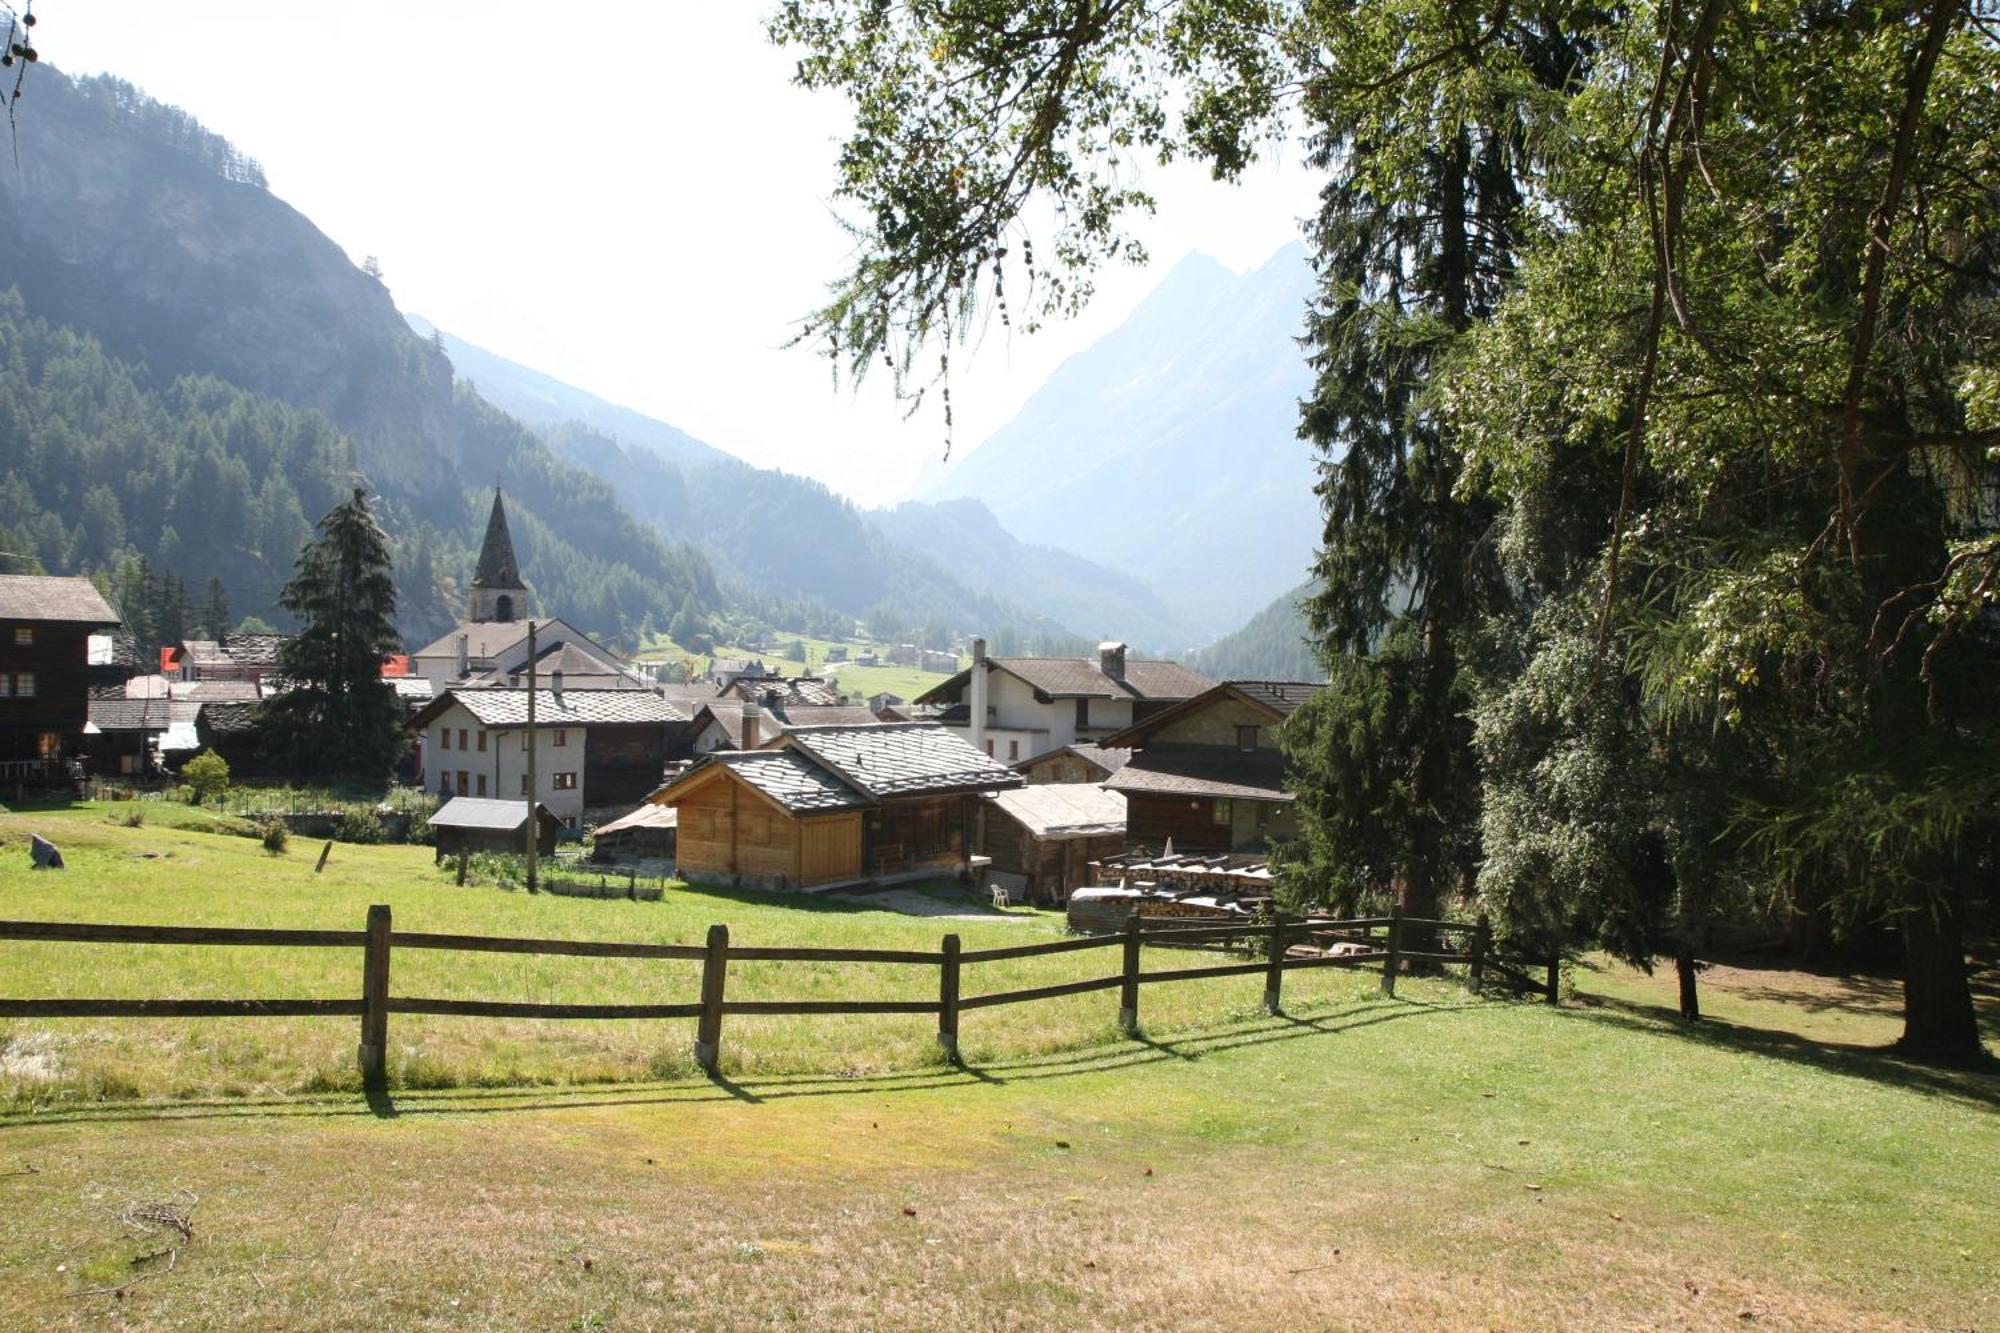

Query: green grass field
[635,633,964,705]
[0,805,1993,1329]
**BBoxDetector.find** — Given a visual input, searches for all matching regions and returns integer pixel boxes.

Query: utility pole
[524,620,538,893]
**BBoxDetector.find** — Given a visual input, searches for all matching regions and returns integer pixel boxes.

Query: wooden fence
[0,905,1558,1086]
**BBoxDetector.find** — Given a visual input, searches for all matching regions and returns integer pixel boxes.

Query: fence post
[694,923,729,1075]
[1117,915,1143,1034]
[357,903,391,1087]
[315,840,333,874]
[938,933,962,1065]
[1468,912,1491,995]
[1263,912,1289,1016]
[1545,949,1561,1006]
[1380,904,1404,997]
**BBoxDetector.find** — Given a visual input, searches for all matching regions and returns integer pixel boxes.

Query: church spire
[468,489,527,623]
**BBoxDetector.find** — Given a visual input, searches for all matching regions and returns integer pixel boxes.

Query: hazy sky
[45,3,1314,505]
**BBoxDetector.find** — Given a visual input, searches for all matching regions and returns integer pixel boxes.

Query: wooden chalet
[1099,681,1323,854]
[648,722,1023,891]
[0,575,122,783]
[978,783,1127,905]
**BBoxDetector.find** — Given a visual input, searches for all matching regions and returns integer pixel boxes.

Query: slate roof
[0,575,119,626]
[470,641,649,690]
[724,676,844,707]
[915,655,1213,705]
[222,634,290,667]
[1016,743,1132,779]
[411,617,600,663]
[694,702,884,749]
[986,784,1127,838]
[179,639,230,667]
[783,722,1024,800]
[431,796,553,831]
[87,632,142,669]
[417,688,690,729]
[197,700,262,735]
[699,749,872,813]
[1227,681,1325,716]
[471,491,523,589]
[773,705,883,730]
[1105,744,1293,803]
[593,803,678,836]
[86,699,200,732]
[179,680,262,701]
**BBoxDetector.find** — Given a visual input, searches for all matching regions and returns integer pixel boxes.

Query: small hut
[429,797,561,862]
[979,784,1128,905]
[590,802,678,863]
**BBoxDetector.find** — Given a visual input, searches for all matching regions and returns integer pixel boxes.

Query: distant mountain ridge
[1190,580,1321,682]
[921,244,1322,640]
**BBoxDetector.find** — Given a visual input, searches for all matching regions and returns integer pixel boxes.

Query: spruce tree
[260,488,405,783]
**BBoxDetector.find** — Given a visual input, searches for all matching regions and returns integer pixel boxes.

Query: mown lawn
[0,805,1993,1330]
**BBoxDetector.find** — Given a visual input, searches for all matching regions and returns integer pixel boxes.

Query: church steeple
[468,489,527,623]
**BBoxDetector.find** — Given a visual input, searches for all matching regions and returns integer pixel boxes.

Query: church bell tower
[469,489,528,624]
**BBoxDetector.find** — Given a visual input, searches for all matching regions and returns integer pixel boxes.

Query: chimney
[1098,641,1127,681]
[741,701,761,750]
[550,668,564,704]
[456,633,469,679]
[969,636,989,756]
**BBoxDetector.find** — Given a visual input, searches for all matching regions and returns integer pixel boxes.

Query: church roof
[471,490,523,590]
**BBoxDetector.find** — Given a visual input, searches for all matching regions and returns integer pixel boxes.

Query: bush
[116,806,144,828]
[336,808,384,844]
[181,749,231,804]
[259,817,289,854]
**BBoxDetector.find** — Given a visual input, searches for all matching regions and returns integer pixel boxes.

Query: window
[553,729,568,747]
[984,739,994,756]
[1075,698,1089,730]
[552,772,578,790]
[1236,725,1260,752]
[456,770,469,796]
[1007,739,1019,761]
[476,731,487,753]
[475,774,487,797]
[1212,799,1234,827]
[13,672,32,698]
[12,627,32,646]
[520,774,530,795]
[439,728,450,750]
[457,728,468,751]
[37,732,60,759]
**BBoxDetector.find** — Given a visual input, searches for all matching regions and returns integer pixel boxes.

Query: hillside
[0,70,724,648]
[1189,580,1321,681]
[413,320,1189,648]
[921,244,1322,640]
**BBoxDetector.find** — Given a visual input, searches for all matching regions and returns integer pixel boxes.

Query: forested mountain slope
[0,69,723,648]
[1189,581,1321,682]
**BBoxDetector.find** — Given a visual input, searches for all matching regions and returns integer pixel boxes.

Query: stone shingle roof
[222,634,291,668]
[431,796,551,831]
[471,491,523,590]
[1228,681,1324,716]
[86,699,200,732]
[707,749,872,813]
[0,575,119,625]
[197,700,262,735]
[423,688,689,729]
[1104,744,1293,803]
[916,656,1213,706]
[783,722,1024,800]
[724,676,844,707]
[986,784,1127,838]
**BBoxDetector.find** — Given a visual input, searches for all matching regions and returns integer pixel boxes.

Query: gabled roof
[660,749,873,814]
[1098,680,1324,748]
[221,634,290,668]
[593,802,678,836]
[780,722,1024,800]
[1104,744,1293,803]
[472,490,523,590]
[196,699,262,735]
[722,676,845,707]
[86,698,200,732]
[692,702,885,749]
[411,688,689,730]
[1015,743,1133,779]
[409,617,603,664]
[985,784,1127,839]
[914,655,1213,706]
[469,640,649,690]
[0,575,119,626]
[431,796,556,831]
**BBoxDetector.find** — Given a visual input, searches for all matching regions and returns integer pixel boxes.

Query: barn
[647,722,1023,891]
[428,796,563,862]
[978,783,1127,905]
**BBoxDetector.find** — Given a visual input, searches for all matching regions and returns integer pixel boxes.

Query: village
[0,489,1317,928]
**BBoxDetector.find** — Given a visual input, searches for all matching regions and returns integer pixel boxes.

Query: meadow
[0,804,1993,1330]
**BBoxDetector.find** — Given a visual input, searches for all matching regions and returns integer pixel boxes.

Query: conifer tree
[260,488,405,783]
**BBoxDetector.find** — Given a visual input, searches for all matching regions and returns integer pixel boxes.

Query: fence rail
[0,904,1558,1086]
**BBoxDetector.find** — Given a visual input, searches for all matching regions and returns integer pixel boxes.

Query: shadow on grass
[0,997,1457,1128]
[1566,992,1999,1110]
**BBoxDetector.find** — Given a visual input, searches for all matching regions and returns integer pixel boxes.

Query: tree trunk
[1674,938,1701,1022]
[1896,896,1984,1065]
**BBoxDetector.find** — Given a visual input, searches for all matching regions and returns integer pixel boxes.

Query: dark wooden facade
[583,724,673,809]
[0,620,102,769]
[432,808,562,861]
[978,813,1123,904]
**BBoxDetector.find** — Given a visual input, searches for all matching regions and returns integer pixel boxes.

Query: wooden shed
[590,801,678,863]
[429,796,562,862]
[647,722,1023,891]
[979,784,1128,905]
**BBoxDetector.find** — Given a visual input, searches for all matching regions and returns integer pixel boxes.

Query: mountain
[1189,581,1322,682]
[404,315,729,471]
[412,321,1193,649]
[0,69,718,649]
[921,244,1322,640]
[870,498,1198,649]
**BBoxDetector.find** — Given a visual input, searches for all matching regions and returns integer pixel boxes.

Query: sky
[43,3,1315,506]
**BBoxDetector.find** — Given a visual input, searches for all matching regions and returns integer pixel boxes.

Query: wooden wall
[584,723,670,808]
[865,794,967,877]
[0,621,94,762]
[672,773,864,889]
[1126,793,1232,853]
[980,813,1123,902]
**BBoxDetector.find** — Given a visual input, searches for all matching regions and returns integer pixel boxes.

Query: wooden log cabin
[647,722,1024,891]
[1099,681,1324,855]
[978,783,1128,905]
[0,575,122,785]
